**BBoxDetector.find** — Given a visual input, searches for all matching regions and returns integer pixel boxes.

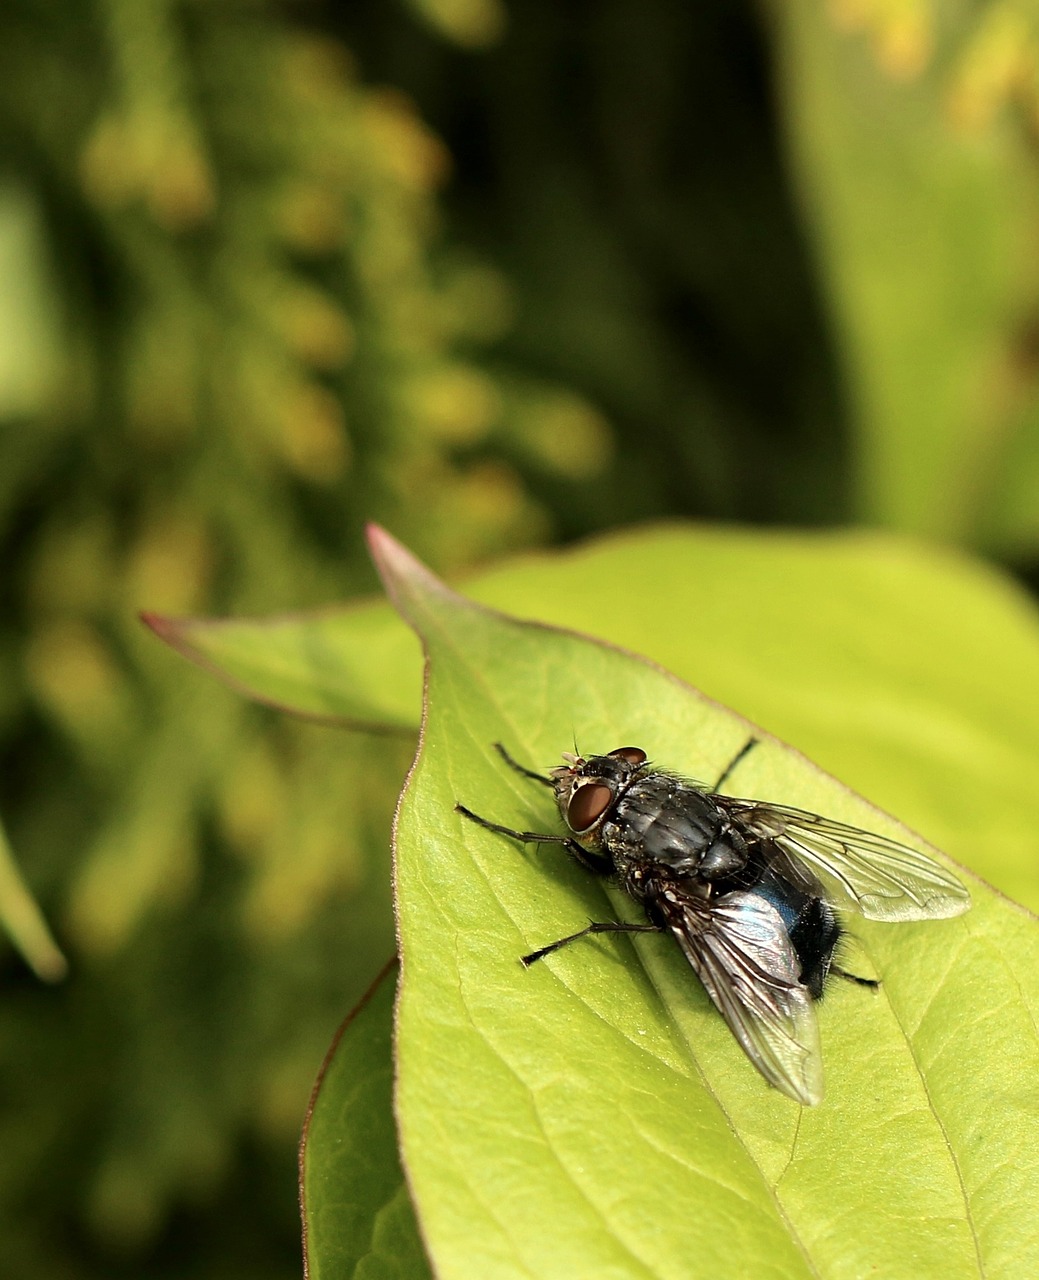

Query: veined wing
[722,799,970,922]
[659,886,823,1106]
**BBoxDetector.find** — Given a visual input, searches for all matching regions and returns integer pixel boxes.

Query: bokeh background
[2,1,1038,1276]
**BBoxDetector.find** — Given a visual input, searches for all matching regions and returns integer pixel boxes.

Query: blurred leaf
[142,607,421,731]
[370,526,1038,1278]
[975,358,1039,557]
[301,960,430,1280]
[774,0,1039,550]
[405,0,506,50]
[0,812,66,981]
[0,179,60,418]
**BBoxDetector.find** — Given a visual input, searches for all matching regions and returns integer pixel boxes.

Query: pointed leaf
[141,606,421,731]
[374,527,1039,1280]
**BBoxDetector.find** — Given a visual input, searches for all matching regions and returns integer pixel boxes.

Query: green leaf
[465,526,1039,913]
[300,959,431,1280]
[373,527,1039,1279]
[141,606,421,731]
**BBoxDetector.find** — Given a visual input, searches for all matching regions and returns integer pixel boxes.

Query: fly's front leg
[493,742,554,787]
[455,804,613,875]
[455,803,575,850]
[456,797,640,966]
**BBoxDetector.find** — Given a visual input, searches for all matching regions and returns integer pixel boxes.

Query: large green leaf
[373,528,1039,1279]
[300,959,430,1280]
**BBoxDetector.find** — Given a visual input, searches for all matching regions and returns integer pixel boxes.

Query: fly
[456,739,970,1105]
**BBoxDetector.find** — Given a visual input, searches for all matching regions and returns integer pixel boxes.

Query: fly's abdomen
[751,865,839,999]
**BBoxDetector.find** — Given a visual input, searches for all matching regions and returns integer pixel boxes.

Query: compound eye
[567,782,614,833]
[608,746,647,767]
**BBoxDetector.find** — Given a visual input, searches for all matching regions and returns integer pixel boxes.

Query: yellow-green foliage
[0,1,609,1271]
[779,0,1039,548]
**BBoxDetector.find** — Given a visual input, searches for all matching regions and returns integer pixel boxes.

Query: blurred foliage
[0,0,614,1274]
[0,810,66,981]
[777,0,1039,559]
[0,0,1037,1277]
[344,0,853,532]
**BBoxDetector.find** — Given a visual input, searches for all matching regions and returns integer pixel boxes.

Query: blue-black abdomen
[739,863,839,999]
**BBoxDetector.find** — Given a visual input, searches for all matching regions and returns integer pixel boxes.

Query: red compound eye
[567,782,614,832]
[608,746,647,767]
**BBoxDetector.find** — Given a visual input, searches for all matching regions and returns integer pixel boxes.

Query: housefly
[456,740,970,1105]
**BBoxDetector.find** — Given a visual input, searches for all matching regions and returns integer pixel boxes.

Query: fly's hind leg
[831,964,880,989]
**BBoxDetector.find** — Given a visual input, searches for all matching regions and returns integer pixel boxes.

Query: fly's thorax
[603,775,750,881]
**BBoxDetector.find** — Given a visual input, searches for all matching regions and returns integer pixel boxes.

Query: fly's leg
[456,803,628,963]
[455,804,613,875]
[831,964,880,990]
[455,804,570,847]
[493,741,554,787]
[522,921,663,967]
[712,736,759,792]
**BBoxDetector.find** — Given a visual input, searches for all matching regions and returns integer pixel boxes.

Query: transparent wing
[722,799,970,922]
[661,888,823,1106]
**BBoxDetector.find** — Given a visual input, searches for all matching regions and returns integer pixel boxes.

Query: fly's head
[551,746,649,847]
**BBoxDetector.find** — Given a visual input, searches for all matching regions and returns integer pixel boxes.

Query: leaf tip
[365,524,421,584]
[33,946,69,984]
[138,606,193,655]
[365,525,457,626]
[138,609,172,638]
[139,610,200,662]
